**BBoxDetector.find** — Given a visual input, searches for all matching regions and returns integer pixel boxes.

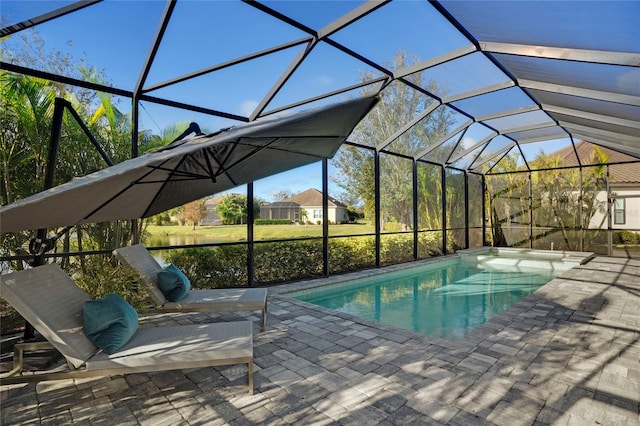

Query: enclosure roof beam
[134,0,176,97]
[393,45,477,79]
[519,79,640,106]
[262,77,388,117]
[1,62,132,98]
[500,122,558,136]
[318,0,390,39]
[480,41,640,67]
[0,0,102,37]
[143,37,314,93]
[543,105,640,129]
[473,143,516,171]
[447,132,497,164]
[416,119,474,160]
[250,39,319,121]
[376,102,441,151]
[475,105,540,122]
[443,81,515,104]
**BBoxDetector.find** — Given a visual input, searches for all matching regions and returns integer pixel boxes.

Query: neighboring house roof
[204,193,242,207]
[204,198,219,207]
[264,201,300,208]
[279,188,347,207]
[549,141,640,184]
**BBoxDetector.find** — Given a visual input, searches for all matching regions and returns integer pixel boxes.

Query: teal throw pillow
[84,293,138,354]
[157,264,190,302]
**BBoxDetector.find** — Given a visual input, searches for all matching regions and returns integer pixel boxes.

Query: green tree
[216,194,260,225]
[0,72,55,206]
[486,148,608,250]
[1,32,101,270]
[0,32,149,270]
[531,149,608,250]
[332,146,375,221]
[139,121,206,154]
[485,154,529,247]
[332,51,455,230]
[217,194,246,225]
[346,205,363,223]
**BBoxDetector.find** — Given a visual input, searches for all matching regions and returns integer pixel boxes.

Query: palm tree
[300,208,309,225]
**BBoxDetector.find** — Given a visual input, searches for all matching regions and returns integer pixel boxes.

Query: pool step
[457,248,595,272]
[471,255,574,271]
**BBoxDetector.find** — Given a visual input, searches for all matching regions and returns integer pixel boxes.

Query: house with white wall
[260,188,349,224]
[551,141,640,231]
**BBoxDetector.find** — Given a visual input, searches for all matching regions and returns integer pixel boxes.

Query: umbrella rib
[80,157,181,221]
[141,164,210,180]
[206,140,245,187]
[135,176,206,184]
[141,154,195,218]
[220,137,336,173]
[82,181,138,221]
[212,137,280,183]
[203,154,217,184]
[84,134,341,221]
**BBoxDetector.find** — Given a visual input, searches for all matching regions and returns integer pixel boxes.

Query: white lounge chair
[0,264,254,394]
[114,245,267,331]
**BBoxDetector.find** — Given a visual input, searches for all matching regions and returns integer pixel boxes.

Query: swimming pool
[287,249,591,340]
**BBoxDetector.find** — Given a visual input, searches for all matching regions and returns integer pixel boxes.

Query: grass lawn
[145,222,375,244]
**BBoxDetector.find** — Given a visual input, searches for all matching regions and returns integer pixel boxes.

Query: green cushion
[157,264,190,302]
[84,293,138,354]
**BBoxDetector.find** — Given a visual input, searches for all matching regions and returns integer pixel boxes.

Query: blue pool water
[288,258,558,340]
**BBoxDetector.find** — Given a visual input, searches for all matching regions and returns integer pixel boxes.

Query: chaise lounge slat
[114,245,267,331]
[0,264,254,394]
[87,322,252,372]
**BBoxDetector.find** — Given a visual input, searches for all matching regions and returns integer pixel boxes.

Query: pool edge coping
[268,248,597,347]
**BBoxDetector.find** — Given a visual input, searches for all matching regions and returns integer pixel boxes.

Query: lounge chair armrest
[1,341,56,377]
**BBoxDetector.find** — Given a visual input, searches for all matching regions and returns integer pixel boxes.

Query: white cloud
[239,100,259,117]
[316,75,332,86]
[618,68,640,92]
[460,136,477,149]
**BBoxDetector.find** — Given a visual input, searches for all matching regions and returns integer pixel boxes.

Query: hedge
[164,233,445,288]
[253,219,293,225]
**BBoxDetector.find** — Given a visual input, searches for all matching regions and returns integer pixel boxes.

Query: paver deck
[1,256,639,425]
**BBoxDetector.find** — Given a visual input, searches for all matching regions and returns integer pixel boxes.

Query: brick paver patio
[1,256,639,425]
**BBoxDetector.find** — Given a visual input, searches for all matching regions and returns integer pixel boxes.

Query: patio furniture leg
[248,360,254,395]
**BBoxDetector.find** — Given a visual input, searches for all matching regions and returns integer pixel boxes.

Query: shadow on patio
[1,257,639,425]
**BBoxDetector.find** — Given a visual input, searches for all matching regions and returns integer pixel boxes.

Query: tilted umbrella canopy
[0,96,378,233]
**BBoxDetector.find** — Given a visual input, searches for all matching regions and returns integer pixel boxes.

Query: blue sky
[1,1,334,200]
[1,0,581,201]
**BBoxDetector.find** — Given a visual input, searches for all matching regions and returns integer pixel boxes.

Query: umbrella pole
[23,100,64,339]
[24,98,114,339]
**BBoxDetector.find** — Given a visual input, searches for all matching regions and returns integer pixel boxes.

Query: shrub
[156,233,445,288]
[254,240,324,284]
[329,236,376,274]
[380,233,414,265]
[418,231,443,257]
[1,297,24,334]
[166,246,248,288]
[73,257,153,312]
[613,230,640,245]
[382,222,402,232]
[254,219,293,225]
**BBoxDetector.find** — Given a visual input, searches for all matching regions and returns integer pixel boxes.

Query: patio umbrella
[0,95,378,233]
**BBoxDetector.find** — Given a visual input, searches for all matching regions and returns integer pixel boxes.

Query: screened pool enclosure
[1,1,639,285]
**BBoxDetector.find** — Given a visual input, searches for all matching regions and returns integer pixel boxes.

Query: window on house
[614,198,625,225]
[313,210,322,219]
